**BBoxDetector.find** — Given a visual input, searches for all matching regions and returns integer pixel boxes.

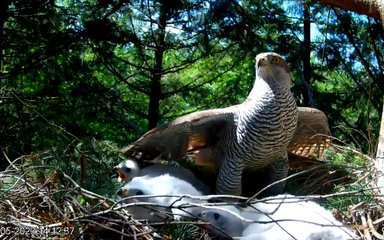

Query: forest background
[1,0,383,171]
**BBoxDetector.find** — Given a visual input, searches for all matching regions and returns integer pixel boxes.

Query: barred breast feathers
[232,53,297,167]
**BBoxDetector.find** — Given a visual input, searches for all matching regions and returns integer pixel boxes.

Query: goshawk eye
[272,57,281,64]
[123,167,132,173]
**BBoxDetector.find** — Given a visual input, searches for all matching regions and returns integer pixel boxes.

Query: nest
[0,147,215,240]
[0,142,383,240]
[288,143,384,239]
[0,163,158,239]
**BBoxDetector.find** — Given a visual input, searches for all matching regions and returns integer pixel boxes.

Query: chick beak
[117,171,126,183]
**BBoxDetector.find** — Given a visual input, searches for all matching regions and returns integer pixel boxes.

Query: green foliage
[324,182,376,212]
[310,5,383,151]
[0,0,382,172]
[1,2,383,238]
[21,138,124,199]
[316,146,376,214]
[158,223,202,240]
[1,0,302,166]
[322,148,368,168]
[0,175,18,191]
[62,138,124,197]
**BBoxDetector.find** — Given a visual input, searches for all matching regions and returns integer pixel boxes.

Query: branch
[8,90,79,142]
[109,87,142,134]
[101,60,150,95]
[316,0,381,19]
[161,45,239,99]
[367,17,384,78]
[330,42,381,111]
[333,8,383,93]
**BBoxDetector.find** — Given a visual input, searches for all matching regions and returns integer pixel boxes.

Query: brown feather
[123,107,331,167]
[123,106,236,161]
[287,107,331,159]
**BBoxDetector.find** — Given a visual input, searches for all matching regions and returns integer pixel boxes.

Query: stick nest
[0,140,383,239]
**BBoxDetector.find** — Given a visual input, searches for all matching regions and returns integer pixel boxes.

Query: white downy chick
[197,205,245,238]
[115,159,211,194]
[116,173,204,222]
[239,195,356,240]
[196,194,357,240]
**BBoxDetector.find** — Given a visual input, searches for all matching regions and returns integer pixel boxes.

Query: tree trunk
[315,0,384,194]
[376,99,384,195]
[301,2,314,106]
[379,0,384,28]
[0,0,9,78]
[148,4,168,130]
[316,0,381,19]
[375,0,384,196]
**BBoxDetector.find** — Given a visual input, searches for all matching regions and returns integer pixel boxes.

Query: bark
[371,0,384,196]
[147,3,168,130]
[379,0,384,28]
[0,0,9,79]
[302,2,314,106]
[376,100,384,195]
[375,0,384,196]
[317,0,381,19]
